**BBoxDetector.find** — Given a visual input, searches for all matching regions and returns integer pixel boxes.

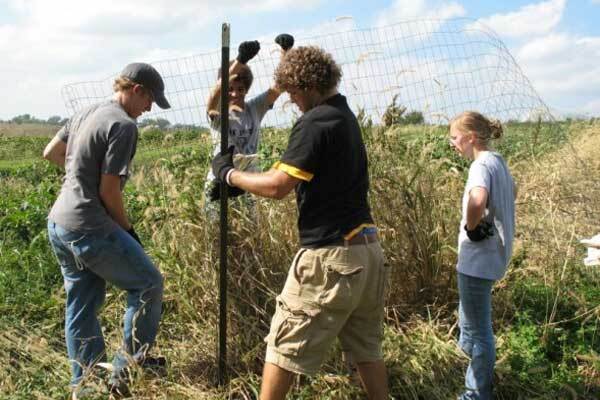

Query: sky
[0,0,599,120]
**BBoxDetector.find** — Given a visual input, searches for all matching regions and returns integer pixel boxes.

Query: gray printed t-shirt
[48,100,138,235]
[457,151,515,281]
[206,90,271,182]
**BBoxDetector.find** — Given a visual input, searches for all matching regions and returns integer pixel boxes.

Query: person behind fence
[211,45,390,400]
[204,34,294,208]
[449,111,516,400]
[43,62,170,398]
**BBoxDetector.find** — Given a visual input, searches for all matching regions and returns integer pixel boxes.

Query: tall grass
[0,121,598,399]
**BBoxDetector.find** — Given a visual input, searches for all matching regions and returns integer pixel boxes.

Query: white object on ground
[580,234,600,266]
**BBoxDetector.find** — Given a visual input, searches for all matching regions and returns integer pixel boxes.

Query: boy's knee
[141,272,164,302]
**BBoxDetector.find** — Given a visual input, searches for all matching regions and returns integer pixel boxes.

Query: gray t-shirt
[457,151,515,281]
[48,100,138,235]
[206,90,271,182]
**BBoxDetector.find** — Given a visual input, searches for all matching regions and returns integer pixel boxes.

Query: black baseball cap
[120,62,171,109]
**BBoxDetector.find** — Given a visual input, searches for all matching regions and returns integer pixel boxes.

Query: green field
[1,121,599,399]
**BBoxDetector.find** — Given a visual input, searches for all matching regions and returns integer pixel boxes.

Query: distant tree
[402,111,424,125]
[382,95,424,126]
[155,118,171,130]
[172,123,198,130]
[10,114,46,124]
[11,114,32,124]
[139,117,171,129]
[138,119,152,128]
[47,115,62,125]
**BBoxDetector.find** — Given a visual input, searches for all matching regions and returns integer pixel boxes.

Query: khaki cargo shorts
[264,241,389,375]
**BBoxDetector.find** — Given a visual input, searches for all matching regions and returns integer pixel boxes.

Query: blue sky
[1,0,599,120]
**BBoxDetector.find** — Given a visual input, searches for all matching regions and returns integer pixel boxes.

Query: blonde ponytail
[451,111,504,144]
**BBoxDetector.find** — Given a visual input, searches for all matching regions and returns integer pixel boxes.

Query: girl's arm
[466,186,488,230]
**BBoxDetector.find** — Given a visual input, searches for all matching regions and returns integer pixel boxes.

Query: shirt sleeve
[466,158,491,194]
[247,90,272,123]
[276,117,322,182]
[57,119,72,143]
[101,122,138,177]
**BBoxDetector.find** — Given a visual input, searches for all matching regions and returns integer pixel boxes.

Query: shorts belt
[333,232,378,246]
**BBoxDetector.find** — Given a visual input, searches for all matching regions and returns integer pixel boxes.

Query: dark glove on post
[236,41,260,64]
[127,226,142,246]
[208,181,246,202]
[465,221,494,242]
[275,34,294,51]
[211,146,235,184]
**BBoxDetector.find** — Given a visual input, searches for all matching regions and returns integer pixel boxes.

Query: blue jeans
[47,221,164,386]
[457,273,495,400]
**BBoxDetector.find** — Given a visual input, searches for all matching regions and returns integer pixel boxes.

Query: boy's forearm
[208,60,246,113]
[266,86,282,107]
[99,175,131,230]
[43,134,67,168]
[207,84,221,113]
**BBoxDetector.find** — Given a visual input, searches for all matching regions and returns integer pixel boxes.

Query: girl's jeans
[458,272,495,400]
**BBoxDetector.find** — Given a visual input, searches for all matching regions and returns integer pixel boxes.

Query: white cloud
[515,33,600,112]
[471,0,565,38]
[0,0,323,119]
[582,99,600,115]
[375,0,466,27]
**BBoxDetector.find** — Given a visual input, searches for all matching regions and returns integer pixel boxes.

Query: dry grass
[0,123,57,137]
[1,122,599,399]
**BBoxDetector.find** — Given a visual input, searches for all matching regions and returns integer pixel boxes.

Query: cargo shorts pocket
[266,296,319,357]
[319,261,364,310]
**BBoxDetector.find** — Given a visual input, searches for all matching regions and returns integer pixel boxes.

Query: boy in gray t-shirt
[205,35,294,202]
[48,100,138,235]
[44,63,170,397]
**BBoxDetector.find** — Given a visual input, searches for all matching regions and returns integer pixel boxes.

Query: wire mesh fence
[2,18,556,166]
[62,18,553,128]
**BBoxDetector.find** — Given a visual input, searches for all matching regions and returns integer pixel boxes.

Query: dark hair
[274,46,341,94]
[218,61,253,91]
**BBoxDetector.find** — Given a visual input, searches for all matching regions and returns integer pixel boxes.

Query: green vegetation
[1,121,598,399]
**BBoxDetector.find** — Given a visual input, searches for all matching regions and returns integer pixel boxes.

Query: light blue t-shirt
[457,151,515,281]
[206,90,271,182]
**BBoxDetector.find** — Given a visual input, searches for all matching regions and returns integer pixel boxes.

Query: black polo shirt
[274,93,374,248]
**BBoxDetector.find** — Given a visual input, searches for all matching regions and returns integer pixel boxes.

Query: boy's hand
[208,181,246,201]
[275,34,294,51]
[237,41,260,64]
[211,146,235,184]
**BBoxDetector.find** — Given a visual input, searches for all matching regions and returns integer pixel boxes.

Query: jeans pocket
[318,261,364,310]
[61,232,106,270]
[266,296,319,357]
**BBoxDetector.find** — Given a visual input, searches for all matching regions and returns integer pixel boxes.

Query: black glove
[465,221,494,242]
[208,181,246,201]
[211,146,235,183]
[236,40,260,64]
[127,225,142,246]
[275,33,294,51]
